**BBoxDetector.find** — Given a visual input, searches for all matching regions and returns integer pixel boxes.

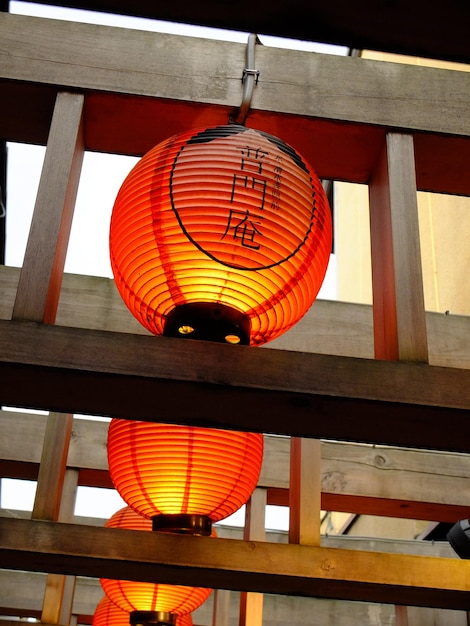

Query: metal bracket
[232,33,261,125]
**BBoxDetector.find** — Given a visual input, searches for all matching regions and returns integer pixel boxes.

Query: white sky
[2,1,340,531]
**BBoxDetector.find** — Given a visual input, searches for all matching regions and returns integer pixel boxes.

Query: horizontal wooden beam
[1,319,470,451]
[0,536,458,625]
[0,517,468,609]
[2,266,469,370]
[3,411,470,522]
[1,14,470,194]
[17,0,470,64]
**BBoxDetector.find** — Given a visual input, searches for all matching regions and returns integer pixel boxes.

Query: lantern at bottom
[107,419,264,535]
[93,596,193,626]
[100,507,212,624]
[110,124,332,346]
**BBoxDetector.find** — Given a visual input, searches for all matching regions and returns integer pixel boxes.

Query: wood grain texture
[2,267,468,368]
[11,92,84,324]
[1,517,469,609]
[2,412,470,522]
[0,13,467,136]
[289,438,321,545]
[0,320,469,451]
[0,14,470,194]
[16,0,469,64]
[239,488,267,626]
[0,561,456,625]
[369,133,428,362]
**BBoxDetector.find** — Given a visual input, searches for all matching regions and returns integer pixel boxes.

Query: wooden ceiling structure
[1,1,470,625]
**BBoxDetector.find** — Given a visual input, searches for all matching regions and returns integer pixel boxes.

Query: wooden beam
[239,488,266,626]
[0,14,469,195]
[12,92,84,324]
[32,412,77,626]
[0,319,469,451]
[0,553,460,626]
[14,0,470,64]
[32,413,73,521]
[3,412,470,522]
[211,590,230,626]
[289,438,321,545]
[1,267,469,370]
[369,133,428,362]
[0,517,469,610]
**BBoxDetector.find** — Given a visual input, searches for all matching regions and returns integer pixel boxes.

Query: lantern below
[93,596,193,626]
[107,420,264,534]
[110,124,332,346]
[101,508,212,616]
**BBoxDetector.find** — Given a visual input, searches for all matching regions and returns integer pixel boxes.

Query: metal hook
[232,33,261,125]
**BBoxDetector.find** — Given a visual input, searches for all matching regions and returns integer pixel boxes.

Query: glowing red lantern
[107,419,263,534]
[110,124,332,346]
[93,596,194,626]
[100,507,212,623]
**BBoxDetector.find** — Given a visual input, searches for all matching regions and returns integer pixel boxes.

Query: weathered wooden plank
[0,319,469,451]
[0,517,469,609]
[3,266,469,368]
[32,413,73,521]
[1,13,468,137]
[289,438,321,545]
[0,564,445,626]
[369,134,428,362]
[1,267,469,369]
[239,488,266,626]
[18,0,468,64]
[12,92,84,324]
[34,412,78,626]
[2,412,470,522]
[0,14,469,194]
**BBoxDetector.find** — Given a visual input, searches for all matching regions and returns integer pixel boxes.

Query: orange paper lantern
[107,419,263,534]
[110,124,332,346]
[100,507,212,621]
[93,596,194,626]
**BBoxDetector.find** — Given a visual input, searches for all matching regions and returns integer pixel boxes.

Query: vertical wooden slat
[32,413,73,521]
[33,414,77,626]
[40,468,79,625]
[212,589,231,626]
[368,132,428,363]
[395,605,409,626]
[12,91,84,324]
[289,437,321,546]
[41,572,77,626]
[239,488,266,626]
[370,133,428,622]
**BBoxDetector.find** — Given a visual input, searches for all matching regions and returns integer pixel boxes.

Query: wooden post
[395,605,409,626]
[32,413,73,521]
[212,589,231,626]
[239,488,266,626]
[370,133,429,621]
[32,413,77,626]
[289,437,321,546]
[369,132,428,363]
[12,91,84,324]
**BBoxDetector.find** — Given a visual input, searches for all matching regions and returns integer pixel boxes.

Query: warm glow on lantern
[93,596,194,626]
[107,419,264,534]
[110,124,332,346]
[100,508,212,620]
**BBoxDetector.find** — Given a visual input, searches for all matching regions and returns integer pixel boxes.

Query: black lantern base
[447,518,470,558]
[152,513,212,536]
[130,612,176,626]
[163,302,251,345]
